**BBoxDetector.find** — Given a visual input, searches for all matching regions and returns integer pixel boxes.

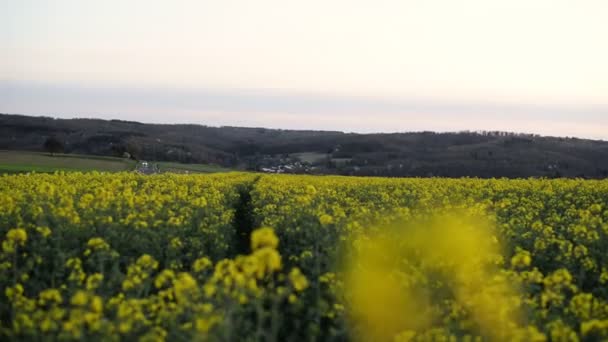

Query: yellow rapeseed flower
[319,214,334,226]
[251,227,279,251]
[36,226,52,238]
[39,288,63,305]
[90,295,103,313]
[289,267,309,292]
[253,248,282,278]
[193,257,212,272]
[70,290,88,306]
[86,273,104,290]
[6,228,27,244]
[511,250,532,269]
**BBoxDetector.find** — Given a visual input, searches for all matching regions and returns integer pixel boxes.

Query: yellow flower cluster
[1,223,307,340]
[250,226,279,250]
[2,228,27,253]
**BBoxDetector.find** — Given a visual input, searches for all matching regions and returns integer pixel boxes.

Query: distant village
[259,161,313,174]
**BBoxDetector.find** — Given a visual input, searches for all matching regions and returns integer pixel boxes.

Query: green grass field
[0,150,136,174]
[155,161,230,173]
[0,150,231,175]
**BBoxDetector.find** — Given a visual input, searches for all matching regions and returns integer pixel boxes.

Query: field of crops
[2,172,608,341]
[0,151,136,174]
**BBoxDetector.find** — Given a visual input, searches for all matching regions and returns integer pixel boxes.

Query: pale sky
[1,0,607,139]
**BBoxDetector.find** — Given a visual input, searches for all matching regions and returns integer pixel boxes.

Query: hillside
[2,113,608,178]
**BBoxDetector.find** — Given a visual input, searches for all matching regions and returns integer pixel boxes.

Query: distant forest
[2,113,608,178]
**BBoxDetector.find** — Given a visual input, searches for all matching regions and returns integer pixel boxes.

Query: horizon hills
[2,112,608,179]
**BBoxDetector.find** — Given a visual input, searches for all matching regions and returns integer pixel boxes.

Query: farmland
[0,151,229,175]
[2,173,608,340]
[0,151,136,174]
[155,161,231,174]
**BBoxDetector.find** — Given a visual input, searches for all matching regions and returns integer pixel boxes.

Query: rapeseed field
[2,172,608,341]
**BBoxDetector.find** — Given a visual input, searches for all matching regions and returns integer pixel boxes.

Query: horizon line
[2,112,606,143]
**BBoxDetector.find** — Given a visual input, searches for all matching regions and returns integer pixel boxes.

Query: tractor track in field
[233,176,262,255]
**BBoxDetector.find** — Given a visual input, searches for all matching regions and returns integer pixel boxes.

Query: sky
[1,0,607,139]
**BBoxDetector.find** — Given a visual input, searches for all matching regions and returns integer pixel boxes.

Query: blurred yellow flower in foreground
[344,213,523,341]
[251,227,279,250]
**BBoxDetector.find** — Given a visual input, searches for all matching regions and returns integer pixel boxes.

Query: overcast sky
[1,0,607,139]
